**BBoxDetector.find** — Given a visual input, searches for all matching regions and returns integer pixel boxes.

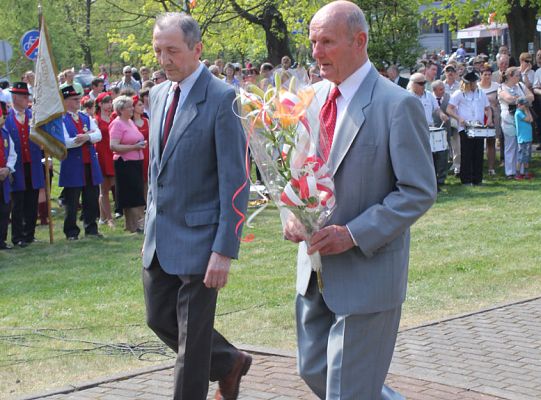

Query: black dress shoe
[14,241,28,248]
[67,236,78,241]
[215,351,252,400]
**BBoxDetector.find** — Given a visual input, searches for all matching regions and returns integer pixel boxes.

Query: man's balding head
[309,1,369,84]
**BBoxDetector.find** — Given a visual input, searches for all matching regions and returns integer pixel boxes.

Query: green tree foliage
[358,0,423,69]
[0,0,424,81]
[422,0,541,60]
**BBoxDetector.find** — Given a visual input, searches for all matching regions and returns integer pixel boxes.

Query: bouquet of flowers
[235,68,336,291]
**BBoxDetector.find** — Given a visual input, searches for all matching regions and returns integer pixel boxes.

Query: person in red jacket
[94,92,116,226]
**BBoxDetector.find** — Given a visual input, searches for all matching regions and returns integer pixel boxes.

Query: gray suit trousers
[143,255,237,400]
[296,274,404,400]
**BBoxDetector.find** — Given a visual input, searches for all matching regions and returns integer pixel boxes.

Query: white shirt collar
[334,59,372,102]
[331,60,372,142]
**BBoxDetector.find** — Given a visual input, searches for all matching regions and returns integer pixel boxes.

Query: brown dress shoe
[214,351,252,400]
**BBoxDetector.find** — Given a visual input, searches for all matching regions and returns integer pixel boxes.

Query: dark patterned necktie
[162,84,180,148]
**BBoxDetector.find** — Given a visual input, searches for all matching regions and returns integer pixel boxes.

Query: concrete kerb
[17,295,541,400]
[18,347,295,400]
[18,362,175,400]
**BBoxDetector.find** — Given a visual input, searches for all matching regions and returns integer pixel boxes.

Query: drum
[429,127,448,152]
[466,127,496,138]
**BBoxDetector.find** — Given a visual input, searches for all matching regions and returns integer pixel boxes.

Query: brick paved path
[20,297,541,400]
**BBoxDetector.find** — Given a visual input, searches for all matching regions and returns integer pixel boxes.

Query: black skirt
[114,158,145,209]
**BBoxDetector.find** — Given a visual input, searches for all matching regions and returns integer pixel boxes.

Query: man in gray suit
[432,80,452,188]
[284,2,436,399]
[142,13,250,400]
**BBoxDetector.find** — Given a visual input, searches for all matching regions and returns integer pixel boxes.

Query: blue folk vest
[4,108,45,191]
[59,113,103,188]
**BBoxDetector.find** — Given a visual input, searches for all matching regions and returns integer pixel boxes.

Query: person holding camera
[109,95,146,233]
[498,67,534,178]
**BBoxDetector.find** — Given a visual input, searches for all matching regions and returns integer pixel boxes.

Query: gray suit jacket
[143,67,249,275]
[296,66,437,315]
[433,92,451,131]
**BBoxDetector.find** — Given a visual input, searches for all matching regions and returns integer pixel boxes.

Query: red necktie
[162,84,180,148]
[320,86,341,160]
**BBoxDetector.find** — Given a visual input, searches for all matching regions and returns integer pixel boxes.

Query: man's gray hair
[112,95,133,114]
[154,12,201,50]
[431,80,445,90]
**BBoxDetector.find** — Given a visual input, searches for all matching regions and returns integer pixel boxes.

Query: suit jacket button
[157,209,163,215]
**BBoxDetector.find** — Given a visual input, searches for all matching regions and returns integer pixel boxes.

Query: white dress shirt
[333,59,373,141]
[4,135,17,173]
[161,62,205,136]
[327,60,372,246]
[63,113,102,148]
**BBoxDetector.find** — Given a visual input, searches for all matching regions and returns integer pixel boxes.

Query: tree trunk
[84,0,93,67]
[261,4,292,65]
[506,0,539,60]
[229,0,292,65]
[81,44,93,68]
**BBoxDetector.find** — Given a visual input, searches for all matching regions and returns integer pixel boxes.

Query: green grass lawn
[1,156,541,398]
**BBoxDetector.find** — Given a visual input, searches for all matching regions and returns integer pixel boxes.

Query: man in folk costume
[2,82,44,247]
[0,106,17,250]
[59,85,103,240]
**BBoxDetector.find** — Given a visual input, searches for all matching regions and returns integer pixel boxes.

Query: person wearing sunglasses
[519,52,534,90]
[115,65,141,93]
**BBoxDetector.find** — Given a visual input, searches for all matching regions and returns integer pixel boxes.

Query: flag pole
[38,1,54,244]
[44,154,53,244]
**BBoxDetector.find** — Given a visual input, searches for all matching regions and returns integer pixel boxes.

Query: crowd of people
[386,45,539,189]
[0,40,324,251]
[1,44,539,250]
[2,2,538,399]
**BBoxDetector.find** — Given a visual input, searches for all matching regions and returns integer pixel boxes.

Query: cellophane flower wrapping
[235,68,336,290]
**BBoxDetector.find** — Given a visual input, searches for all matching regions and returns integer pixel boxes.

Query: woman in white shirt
[498,66,534,178]
[447,69,493,185]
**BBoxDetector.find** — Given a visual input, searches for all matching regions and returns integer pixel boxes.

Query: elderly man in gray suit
[142,13,250,400]
[284,2,437,399]
[432,79,452,189]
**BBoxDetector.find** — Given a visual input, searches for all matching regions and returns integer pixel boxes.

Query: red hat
[10,82,30,95]
[132,95,140,105]
[80,95,91,106]
[95,91,111,106]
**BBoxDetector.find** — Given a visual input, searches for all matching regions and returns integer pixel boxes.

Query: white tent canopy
[457,23,508,39]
